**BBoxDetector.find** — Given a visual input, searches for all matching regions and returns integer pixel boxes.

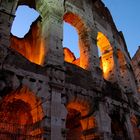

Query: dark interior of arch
[111,113,129,140]
[66,108,82,140]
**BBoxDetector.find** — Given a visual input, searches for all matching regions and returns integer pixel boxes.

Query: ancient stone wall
[0,0,140,140]
[132,47,140,93]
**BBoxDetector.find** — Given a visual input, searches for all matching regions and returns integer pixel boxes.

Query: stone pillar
[94,102,112,140]
[119,63,137,94]
[0,0,18,63]
[124,114,134,140]
[90,31,104,88]
[50,87,67,140]
[114,41,138,94]
[0,0,18,47]
[36,0,64,66]
[41,65,67,140]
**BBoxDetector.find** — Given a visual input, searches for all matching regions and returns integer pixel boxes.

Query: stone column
[94,102,112,140]
[0,0,18,47]
[124,114,134,140]
[119,62,137,94]
[36,0,64,66]
[114,40,138,95]
[50,87,67,140]
[0,0,18,63]
[41,66,67,140]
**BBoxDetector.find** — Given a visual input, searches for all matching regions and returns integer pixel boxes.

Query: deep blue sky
[11,1,140,58]
[102,0,140,58]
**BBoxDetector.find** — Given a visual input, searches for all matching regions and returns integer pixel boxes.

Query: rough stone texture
[0,0,140,140]
[132,47,140,94]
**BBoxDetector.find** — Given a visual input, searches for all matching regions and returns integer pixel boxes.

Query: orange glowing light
[97,32,114,79]
[63,47,81,67]
[97,32,112,55]
[63,47,76,63]
[0,87,43,124]
[0,87,44,138]
[10,21,45,65]
[67,102,96,130]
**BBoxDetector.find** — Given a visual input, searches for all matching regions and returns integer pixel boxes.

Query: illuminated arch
[10,5,45,65]
[97,32,114,80]
[0,87,43,122]
[63,12,91,69]
[66,99,97,139]
[0,86,44,138]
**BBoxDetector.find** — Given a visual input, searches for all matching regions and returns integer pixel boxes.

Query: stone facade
[132,47,140,94]
[0,0,140,140]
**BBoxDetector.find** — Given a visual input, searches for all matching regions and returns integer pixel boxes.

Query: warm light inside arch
[0,87,43,124]
[97,32,114,79]
[0,86,44,138]
[11,6,45,65]
[67,102,96,130]
[63,12,89,69]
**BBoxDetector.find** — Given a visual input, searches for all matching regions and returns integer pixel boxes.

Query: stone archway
[97,32,114,80]
[66,99,98,140]
[66,108,83,140]
[0,86,44,139]
[10,5,45,65]
[63,12,92,70]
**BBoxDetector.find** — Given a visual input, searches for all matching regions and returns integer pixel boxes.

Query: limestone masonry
[0,0,140,140]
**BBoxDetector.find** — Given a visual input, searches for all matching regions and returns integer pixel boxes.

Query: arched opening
[110,113,129,140]
[63,12,90,69]
[131,115,140,140]
[0,87,43,139]
[66,102,97,140]
[97,32,114,80]
[10,5,45,65]
[63,22,80,66]
[66,108,83,140]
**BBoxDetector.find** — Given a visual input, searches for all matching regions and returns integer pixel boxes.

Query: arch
[0,86,44,139]
[10,7,45,65]
[97,32,114,80]
[97,32,112,55]
[66,108,83,140]
[66,98,97,139]
[63,12,91,69]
